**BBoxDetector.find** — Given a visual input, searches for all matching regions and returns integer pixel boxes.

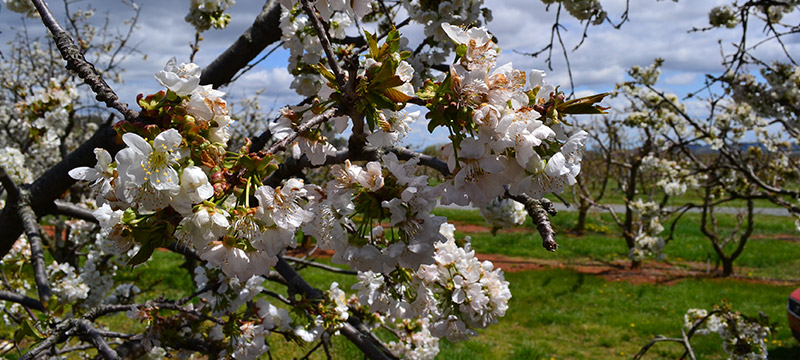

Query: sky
[1,0,797,148]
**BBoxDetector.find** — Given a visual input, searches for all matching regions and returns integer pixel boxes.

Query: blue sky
[1,0,797,148]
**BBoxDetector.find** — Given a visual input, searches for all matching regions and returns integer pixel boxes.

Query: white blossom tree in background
[570,1,800,277]
[0,0,608,358]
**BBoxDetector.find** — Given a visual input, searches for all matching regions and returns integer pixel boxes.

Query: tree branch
[30,0,138,121]
[199,1,283,88]
[507,192,559,251]
[0,290,46,312]
[0,124,122,259]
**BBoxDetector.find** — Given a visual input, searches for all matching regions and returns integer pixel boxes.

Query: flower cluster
[627,199,665,261]
[0,146,33,184]
[353,222,511,352]
[708,5,740,28]
[641,155,703,197]
[279,2,355,96]
[428,23,597,207]
[684,307,771,360]
[479,197,527,231]
[305,153,447,273]
[185,0,235,32]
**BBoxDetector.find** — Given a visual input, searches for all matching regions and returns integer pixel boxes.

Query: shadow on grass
[767,345,800,359]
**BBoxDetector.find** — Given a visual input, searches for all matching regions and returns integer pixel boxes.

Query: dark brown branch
[74,319,121,360]
[390,147,450,176]
[506,191,558,251]
[18,195,51,303]
[283,256,358,275]
[273,257,396,359]
[266,107,339,155]
[298,0,346,87]
[0,290,46,312]
[0,166,51,302]
[199,1,283,88]
[0,124,123,259]
[30,0,138,121]
[53,201,97,222]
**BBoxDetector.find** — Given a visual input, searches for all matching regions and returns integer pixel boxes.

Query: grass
[433,207,800,281]
[442,268,800,359]
[113,253,800,359]
[4,208,800,359]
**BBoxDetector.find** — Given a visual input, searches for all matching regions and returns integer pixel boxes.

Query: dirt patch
[286,247,798,287]
[751,233,800,242]
[477,253,799,286]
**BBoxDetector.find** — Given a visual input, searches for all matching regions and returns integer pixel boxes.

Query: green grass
[433,208,800,281]
[5,208,800,359]
[442,268,800,359]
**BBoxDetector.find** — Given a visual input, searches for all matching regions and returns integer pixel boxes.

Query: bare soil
[286,221,800,287]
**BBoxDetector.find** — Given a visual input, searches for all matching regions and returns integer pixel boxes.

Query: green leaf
[386,29,401,53]
[383,88,412,103]
[128,240,157,266]
[367,92,399,111]
[556,93,611,115]
[240,155,255,171]
[15,319,44,343]
[372,75,406,92]
[370,62,397,86]
[364,30,378,58]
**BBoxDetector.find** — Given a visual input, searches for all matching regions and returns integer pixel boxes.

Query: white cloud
[664,72,697,86]
[1,0,795,148]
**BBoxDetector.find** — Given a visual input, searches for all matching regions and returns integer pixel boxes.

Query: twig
[53,201,97,222]
[30,0,138,121]
[506,191,558,251]
[266,107,339,155]
[283,256,358,275]
[298,0,346,87]
[273,257,397,359]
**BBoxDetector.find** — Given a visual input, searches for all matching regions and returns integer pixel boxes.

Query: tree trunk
[721,258,734,277]
[574,197,589,235]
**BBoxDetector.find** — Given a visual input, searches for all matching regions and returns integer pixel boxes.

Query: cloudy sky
[1,0,797,147]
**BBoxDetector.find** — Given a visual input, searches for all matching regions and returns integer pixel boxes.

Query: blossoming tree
[572,1,799,276]
[0,0,609,358]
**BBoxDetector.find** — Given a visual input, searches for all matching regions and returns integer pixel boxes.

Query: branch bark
[30,0,138,121]
[199,1,283,88]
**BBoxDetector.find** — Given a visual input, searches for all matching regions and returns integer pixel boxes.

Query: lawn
[4,207,799,359]
[100,251,800,359]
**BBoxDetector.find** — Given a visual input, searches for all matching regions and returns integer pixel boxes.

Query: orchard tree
[0,0,608,358]
[574,0,800,275]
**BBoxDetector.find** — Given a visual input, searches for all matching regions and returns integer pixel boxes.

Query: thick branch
[199,1,283,88]
[18,193,52,303]
[0,125,122,258]
[74,319,121,360]
[0,290,46,312]
[0,166,51,302]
